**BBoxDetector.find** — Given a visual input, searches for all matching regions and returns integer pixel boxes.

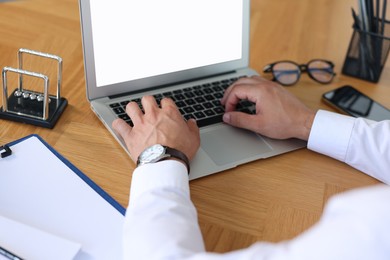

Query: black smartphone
[322,85,390,121]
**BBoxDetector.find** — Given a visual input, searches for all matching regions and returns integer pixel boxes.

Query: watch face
[139,144,165,163]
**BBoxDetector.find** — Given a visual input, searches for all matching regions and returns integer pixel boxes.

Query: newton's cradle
[0,48,67,128]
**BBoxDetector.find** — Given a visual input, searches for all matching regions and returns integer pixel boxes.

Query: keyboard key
[204,94,215,101]
[196,115,223,127]
[195,97,206,103]
[240,108,253,114]
[120,100,130,106]
[184,114,195,120]
[213,107,224,114]
[204,109,216,116]
[194,90,204,96]
[214,93,223,99]
[194,111,206,119]
[203,102,213,109]
[184,92,195,98]
[174,94,185,100]
[109,103,120,108]
[204,88,213,94]
[183,107,195,113]
[176,101,186,107]
[113,107,125,114]
[185,98,196,106]
[194,104,204,111]
[155,97,162,105]
[240,100,254,107]
[212,86,223,92]
[127,120,134,127]
[212,100,221,107]
[118,114,130,121]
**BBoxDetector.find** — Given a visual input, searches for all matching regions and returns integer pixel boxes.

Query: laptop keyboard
[109,77,255,128]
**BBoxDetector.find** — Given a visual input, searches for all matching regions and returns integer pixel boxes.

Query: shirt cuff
[129,160,190,203]
[308,110,356,162]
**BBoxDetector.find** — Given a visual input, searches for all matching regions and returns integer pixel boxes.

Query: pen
[365,0,374,32]
[376,0,380,33]
[352,8,361,30]
[0,246,23,260]
[381,0,387,35]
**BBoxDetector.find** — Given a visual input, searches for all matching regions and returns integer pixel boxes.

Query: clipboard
[0,134,125,259]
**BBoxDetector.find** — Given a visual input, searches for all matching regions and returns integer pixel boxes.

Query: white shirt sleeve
[123,161,205,260]
[123,110,390,260]
[308,110,390,184]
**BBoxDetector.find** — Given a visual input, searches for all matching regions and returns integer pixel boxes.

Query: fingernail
[223,113,230,123]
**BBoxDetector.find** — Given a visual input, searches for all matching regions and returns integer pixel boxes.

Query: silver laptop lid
[79,0,250,101]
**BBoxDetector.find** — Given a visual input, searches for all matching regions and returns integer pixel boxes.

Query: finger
[187,118,200,133]
[141,95,159,114]
[223,111,261,133]
[223,84,257,112]
[221,84,234,105]
[126,102,143,125]
[221,77,258,105]
[160,97,177,109]
[160,98,183,120]
[112,118,132,140]
[186,119,201,160]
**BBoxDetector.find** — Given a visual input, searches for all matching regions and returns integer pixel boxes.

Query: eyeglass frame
[263,59,336,86]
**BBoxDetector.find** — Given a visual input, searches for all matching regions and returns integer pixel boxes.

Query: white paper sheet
[0,135,124,259]
[0,215,81,260]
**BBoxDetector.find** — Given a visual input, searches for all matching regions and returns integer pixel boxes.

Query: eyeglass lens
[307,60,334,83]
[272,60,334,85]
[273,62,300,85]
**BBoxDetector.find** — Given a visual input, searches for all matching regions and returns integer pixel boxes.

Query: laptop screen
[89,0,243,88]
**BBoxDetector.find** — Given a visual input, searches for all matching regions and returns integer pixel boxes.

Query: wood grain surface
[1,0,388,252]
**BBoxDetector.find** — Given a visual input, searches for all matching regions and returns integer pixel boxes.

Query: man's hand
[221,76,316,141]
[112,96,200,163]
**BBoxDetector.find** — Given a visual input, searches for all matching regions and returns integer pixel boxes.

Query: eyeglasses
[263,59,336,86]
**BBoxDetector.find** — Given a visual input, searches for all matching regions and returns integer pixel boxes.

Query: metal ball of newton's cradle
[29,93,37,100]
[36,95,44,102]
[14,90,47,102]
[22,92,30,99]
[14,90,22,97]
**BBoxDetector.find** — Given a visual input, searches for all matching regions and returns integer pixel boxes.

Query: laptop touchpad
[201,126,272,166]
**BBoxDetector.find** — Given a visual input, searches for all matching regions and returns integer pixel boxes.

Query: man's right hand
[221,76,316,141]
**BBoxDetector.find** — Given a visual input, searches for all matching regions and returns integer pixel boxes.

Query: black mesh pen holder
[342,20,390,83]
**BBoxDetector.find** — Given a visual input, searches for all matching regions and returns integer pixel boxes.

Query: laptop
[78,0,306,180]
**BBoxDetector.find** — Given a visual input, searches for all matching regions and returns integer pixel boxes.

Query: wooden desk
[1,0,388,253]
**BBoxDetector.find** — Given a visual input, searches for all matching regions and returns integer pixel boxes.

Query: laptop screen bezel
[79,0,250,101]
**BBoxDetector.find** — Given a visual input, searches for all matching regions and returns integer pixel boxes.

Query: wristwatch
[136,144,190,174]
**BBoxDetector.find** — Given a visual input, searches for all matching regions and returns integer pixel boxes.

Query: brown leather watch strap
[164,147,190,174]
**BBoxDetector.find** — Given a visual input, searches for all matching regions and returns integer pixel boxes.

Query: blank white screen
[90,0,243,87]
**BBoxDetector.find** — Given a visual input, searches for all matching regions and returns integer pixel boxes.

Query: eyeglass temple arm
[263,64,272,73]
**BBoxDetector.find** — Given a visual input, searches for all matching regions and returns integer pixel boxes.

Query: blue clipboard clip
[0,144,12,158]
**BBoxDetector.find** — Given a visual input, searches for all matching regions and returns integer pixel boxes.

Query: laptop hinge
[108,71,236,99]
